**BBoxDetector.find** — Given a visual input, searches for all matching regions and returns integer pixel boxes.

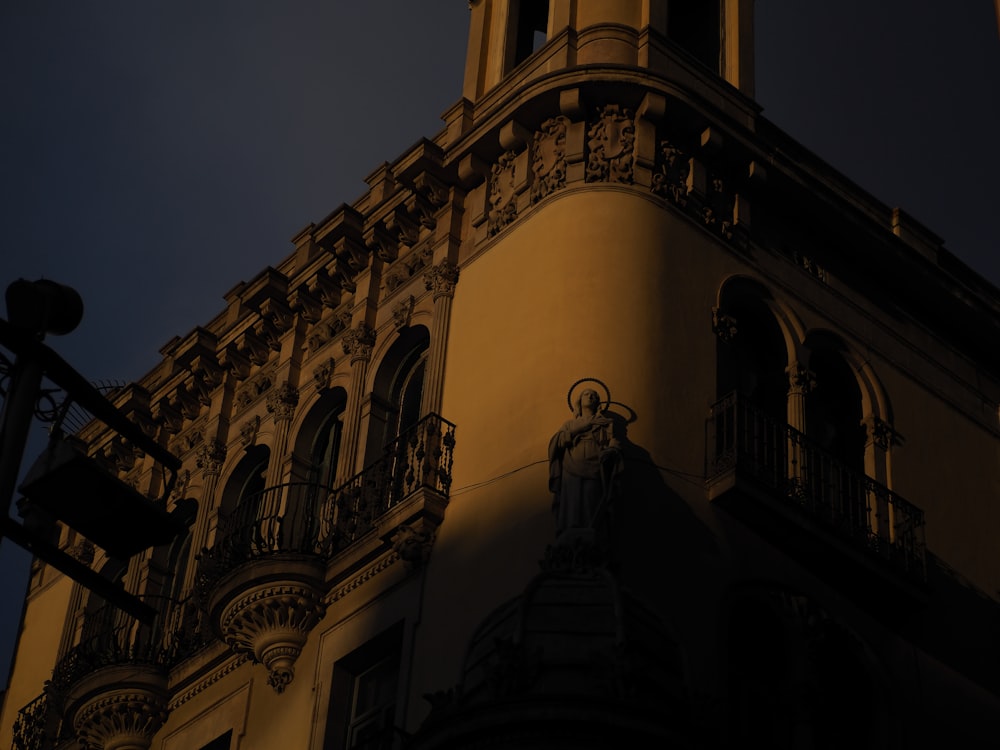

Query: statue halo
[566,378,612,412]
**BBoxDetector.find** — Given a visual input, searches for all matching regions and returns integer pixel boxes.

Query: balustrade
[707,393,926,579]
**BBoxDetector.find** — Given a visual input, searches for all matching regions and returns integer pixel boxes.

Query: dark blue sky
[1,2,997,690]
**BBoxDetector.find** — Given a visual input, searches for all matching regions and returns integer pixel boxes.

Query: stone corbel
[236,328,272,366]
[404,190,438,231]
[385,207,421,249]
[260,298,294,333]
[218,345,252,381]
[307,269,342,310]
[253,317,282,353]
[288,286,323,324]
[364,221,399,264]
[413,172,450,209]
[152,398,184,435]
[169,386,202,421]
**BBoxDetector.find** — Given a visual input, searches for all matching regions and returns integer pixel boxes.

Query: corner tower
[462,0,755,102]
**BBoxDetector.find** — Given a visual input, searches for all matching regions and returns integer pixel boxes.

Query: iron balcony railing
[208,412,456,571]
[46,595,208,700]
[12,692,55,750]
[707,392,926,580]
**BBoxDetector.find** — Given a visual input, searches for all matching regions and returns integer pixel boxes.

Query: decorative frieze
[586,105,635,184]
[530,117,568,203]
[793,251,829,283]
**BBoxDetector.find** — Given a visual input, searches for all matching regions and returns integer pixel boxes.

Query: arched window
[218,445,271,555]
[294,388,348,489]
[365,327,429,467]
[715,294,788,426]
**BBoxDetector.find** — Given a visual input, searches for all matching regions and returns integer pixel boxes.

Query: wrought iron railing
[707,392,926,580]
[206,412,455,572]
[47,594,207,699]
[12,692,57,750]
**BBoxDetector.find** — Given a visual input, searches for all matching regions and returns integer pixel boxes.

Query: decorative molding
[487,150,518,236]
[168,654,249,711]
[326,553,399,605]
[586,105,635,184]
[342,323,376,364]
[423,261,460,300]
[530,116,568,203]
[66,539,96,566]
[265,381,299,422]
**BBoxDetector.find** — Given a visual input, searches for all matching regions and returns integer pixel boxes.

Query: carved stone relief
[711,307,738,343]
[703,176,735,240]
[239,415,261,448]
[312,357,336,390]
[651,140,690,205]
[530,117,568,203]
[487,150,518,236]
[392,295,415,330]
[233,366,276,413]
[586,105,635,184]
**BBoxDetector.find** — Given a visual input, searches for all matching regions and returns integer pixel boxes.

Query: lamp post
[0,280,188,623]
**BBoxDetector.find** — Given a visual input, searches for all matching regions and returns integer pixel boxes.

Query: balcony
[706,393,926,597]
[199,412,455,691]
[23,596,207,750]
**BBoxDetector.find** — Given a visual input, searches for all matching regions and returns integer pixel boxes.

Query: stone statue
[548,387,623,537]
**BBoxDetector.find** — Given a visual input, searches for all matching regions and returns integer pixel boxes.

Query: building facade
[4,1,1000,748]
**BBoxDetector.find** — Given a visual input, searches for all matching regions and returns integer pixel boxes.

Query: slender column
[785,362,814,486]
[336,324,376,484]
[264,382,299,489]
[183,439,226,593]
[421,261,460,415]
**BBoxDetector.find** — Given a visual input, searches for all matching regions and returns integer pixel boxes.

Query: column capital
[424,260,460,300]
[342,323,376,364]
[196,440,228,475]
[266,381,300,422]
[786,362,815,396]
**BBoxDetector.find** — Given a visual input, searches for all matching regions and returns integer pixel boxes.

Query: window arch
[365,326,429,467]
[218,444,271,555]
[293,387,348,489]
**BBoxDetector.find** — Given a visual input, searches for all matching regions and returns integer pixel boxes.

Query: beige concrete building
[4,1,1000,748]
